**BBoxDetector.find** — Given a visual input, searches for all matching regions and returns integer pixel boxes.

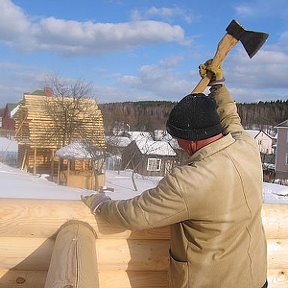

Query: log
[0,269,287,288]
[44,220,99,288]
[0,237,53,270]
[1,199,288,288]
[0,269,47,288]
[1,237,288,273]
[98,271,167,288]
[267,269,288,288]
[0,199,170,240]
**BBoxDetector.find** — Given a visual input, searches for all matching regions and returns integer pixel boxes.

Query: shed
[13,91,106,176]
[274,120,288,182]
[55,141,105,190]
[122,139,177,176]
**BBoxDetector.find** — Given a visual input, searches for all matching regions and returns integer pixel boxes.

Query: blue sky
[0,0,287,107]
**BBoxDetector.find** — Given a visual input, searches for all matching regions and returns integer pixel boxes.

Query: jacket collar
[187,133,235,163]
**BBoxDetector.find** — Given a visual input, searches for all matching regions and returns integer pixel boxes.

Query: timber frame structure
[0,200,287,287]
[13,92,106,177]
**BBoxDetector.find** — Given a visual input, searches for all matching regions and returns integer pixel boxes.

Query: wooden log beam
[44,220,99,288]
[0,199,287,239]
[0,199,170,240]
[1,237,288,272]
[0,269,47,288]
[0,269,287,288]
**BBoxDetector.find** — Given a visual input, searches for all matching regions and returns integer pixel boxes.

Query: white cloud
[119,61,193,100]
[0,1,186,55]
[0,0,30,42]
[132,5,195,24]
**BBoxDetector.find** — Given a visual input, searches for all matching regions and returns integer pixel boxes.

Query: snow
[0,136,288,204]
[135,139,176,156]
[55,141,103,160]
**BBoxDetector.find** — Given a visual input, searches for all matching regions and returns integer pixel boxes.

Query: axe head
[226,20,269,58]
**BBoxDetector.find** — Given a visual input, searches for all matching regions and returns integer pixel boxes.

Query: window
[147,158,161,171]
[286,153,288,165]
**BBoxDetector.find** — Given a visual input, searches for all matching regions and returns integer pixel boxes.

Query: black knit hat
[166,93,223,140]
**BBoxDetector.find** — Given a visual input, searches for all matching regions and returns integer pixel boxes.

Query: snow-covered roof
[135,139,176,156]
[56,141,104,160]
[128,131,153,141]
[275,120,288,128]
[245,130,260,138]
[106,136,131,147]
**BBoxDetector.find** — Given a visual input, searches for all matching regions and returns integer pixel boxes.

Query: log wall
[0,199,287,287]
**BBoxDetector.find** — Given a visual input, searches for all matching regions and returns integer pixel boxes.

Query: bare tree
[43,74,102,147]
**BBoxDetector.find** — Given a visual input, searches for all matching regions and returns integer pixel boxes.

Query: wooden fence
[0,199,287,287]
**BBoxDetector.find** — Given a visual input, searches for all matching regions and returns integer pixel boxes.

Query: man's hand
[199,59,225,86]
[81,193,111,214]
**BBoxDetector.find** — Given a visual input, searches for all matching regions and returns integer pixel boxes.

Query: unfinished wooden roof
[14,93,106,149]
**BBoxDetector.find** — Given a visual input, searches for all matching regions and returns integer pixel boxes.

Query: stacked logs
[0,199,287,287]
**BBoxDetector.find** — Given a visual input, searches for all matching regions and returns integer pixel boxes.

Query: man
[82,61,267,288]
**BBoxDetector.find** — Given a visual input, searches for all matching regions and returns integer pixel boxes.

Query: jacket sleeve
[95,170,189,230]
[209,85,244,135]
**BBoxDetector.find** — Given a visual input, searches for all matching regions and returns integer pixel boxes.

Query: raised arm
[209,85,243,135]
[199,60,244,135]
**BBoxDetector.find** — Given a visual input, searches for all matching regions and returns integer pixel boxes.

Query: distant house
[105,135,132,171]
[55,140,105,190]
[122,139,177,176]
[13,89,106,176]
[2,103,19,131]
[246,129,274,154]
[274,120,288,181]
[0,108,3,128]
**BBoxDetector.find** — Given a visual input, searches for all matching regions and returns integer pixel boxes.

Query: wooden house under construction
[13,89,106,185]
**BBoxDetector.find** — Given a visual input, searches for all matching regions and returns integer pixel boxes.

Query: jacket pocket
[168,250,188,288]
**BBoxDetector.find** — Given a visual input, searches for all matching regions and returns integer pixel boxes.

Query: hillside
[99,99,288,135]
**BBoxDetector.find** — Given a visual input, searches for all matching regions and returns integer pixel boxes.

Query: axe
[192,19,269,93]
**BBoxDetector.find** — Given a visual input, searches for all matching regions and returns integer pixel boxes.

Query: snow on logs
[0,199,287,288]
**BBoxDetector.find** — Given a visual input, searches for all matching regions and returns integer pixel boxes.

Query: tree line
[99,100,288,135]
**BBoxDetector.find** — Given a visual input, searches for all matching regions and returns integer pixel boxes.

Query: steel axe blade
[192,19,269,93]
[226,19,269,58]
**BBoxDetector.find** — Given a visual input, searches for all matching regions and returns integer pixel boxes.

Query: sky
[0,0,287,108]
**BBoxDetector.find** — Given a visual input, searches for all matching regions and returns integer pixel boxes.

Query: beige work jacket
[99,85,267,288]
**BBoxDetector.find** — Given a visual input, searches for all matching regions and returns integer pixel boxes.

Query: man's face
[176,138,197,155]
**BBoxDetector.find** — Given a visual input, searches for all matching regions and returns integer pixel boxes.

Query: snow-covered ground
[0,137,288,204]
[0,161,288,204]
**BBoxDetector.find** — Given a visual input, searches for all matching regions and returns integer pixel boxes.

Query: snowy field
[0,161,288,204]
[0,137,288,204]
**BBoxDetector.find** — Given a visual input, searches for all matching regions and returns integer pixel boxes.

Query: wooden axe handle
[192,33,238,93]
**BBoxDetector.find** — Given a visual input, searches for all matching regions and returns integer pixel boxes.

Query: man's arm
[82,170,189,230]
[209,85,244,135]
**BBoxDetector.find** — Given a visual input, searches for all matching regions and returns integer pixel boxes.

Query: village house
[13,88,106,181]
[105,135,131,171]
[122,138,177,177]
[246,129,274,154]
[274,120,288,181]
[1,103,19,138]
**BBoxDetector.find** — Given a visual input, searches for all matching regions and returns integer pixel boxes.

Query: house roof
[135,139,176,156]
[245,129,260,138]
[106,136,131,147]
[127,131,153,141]
[275,120,288,128]
[13,94,105,149]
[6,103,18,113]
[245,129,273,139]
[56,141,104,160]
